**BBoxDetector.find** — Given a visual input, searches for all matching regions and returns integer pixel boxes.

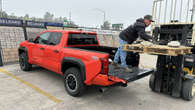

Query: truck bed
[71,46,153,82]
[108,65,154,82]
[71,46,140,67]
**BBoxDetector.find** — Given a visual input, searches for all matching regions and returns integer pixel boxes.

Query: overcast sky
[3,0,153,27]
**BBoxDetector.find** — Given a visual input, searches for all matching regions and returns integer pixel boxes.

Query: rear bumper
[90,67,154,86]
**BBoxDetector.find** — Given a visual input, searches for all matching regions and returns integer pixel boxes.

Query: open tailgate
[108,65,154,83]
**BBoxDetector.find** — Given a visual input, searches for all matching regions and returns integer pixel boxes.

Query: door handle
[40,48,45,50]
[53,50,59,53]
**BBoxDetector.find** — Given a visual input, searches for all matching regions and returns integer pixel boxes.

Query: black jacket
[119,18,152,44]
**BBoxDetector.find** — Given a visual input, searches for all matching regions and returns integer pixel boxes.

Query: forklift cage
[151,0,195,45]
[152,0,195,24]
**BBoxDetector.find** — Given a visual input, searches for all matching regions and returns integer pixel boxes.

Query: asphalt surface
[0,54,194,110]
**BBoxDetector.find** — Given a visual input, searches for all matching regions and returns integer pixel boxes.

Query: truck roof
[43,30,97,35]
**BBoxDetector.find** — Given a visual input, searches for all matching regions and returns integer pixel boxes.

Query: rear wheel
[19,53,32,71]
[64,67,85,97]
[182,78,195,101]
[149,73,155,91]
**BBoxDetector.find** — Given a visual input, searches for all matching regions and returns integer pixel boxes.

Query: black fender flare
[61,57,86,81]
[18,46,28,55]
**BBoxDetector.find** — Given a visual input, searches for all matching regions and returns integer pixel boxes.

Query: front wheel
[19,53,32,71]
[182,78,195,101]
[64,67,85,97]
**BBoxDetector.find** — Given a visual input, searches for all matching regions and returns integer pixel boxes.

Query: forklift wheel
[149,73,155,91]
[182,78,195,101]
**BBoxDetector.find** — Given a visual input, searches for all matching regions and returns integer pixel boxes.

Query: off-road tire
[19,52,32,71]
[64,67,85,97]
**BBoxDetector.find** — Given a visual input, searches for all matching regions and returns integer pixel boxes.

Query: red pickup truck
[18,30,153,96]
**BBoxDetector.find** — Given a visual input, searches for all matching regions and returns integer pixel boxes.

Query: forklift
[148,0,195,101]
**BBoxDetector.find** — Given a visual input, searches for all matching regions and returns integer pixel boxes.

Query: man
[112,15,154,72]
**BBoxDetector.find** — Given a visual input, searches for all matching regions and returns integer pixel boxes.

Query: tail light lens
[100,58,109,75]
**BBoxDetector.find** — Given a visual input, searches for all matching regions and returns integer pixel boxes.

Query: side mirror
[28,38,34,43]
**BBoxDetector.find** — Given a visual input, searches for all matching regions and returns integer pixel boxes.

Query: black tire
[182,78,195,101]
[64,67,85,97]
[149,73,155,91]
[19,53,32,71]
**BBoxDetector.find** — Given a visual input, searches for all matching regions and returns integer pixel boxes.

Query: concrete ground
[0,54,195,110]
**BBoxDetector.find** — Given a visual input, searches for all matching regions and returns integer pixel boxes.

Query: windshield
[67,33,98,45]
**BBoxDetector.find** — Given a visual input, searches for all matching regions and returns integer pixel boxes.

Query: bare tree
[44,12,54,21]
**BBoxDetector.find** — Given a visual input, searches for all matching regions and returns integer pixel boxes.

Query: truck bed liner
[108,65,154,83]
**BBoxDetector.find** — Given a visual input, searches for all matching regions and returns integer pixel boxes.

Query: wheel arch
[18,46,28,55]
[61,57,86,81]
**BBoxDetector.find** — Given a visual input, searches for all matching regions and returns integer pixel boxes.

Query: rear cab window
[67,32,98,46]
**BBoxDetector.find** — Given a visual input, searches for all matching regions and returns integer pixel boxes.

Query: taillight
[100,58,109,74]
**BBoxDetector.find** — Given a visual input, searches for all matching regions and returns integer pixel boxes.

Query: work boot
[111,62,121,69]
[122,67,133,73]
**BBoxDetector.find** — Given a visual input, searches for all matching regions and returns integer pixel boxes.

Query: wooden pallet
[123,44,192,56]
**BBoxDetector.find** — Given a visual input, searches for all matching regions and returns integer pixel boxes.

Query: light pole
[0,0,2,17]
[0,0,2,12]
[93,8,106,24]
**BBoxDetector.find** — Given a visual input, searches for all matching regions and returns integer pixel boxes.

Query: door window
[48,32,62,45]
[34,32,50,45]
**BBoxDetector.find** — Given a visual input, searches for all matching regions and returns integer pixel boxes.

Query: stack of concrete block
[0,27,25,64]
[98,34,119,47]
[47,26,63,30]
[1,48,19,63]
[26,28,46,40]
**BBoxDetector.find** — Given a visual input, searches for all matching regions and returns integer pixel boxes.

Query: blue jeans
[114,37,128,68]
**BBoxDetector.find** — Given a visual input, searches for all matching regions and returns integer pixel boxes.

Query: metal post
[179,0,183,21]
[152,1,156,20]
[186,0,190,22]
[151,0,156,35]
[158,0,162,23]
[23,21,28,40]
[173,0,177,20]
[164,0,168,23]
[170,0,174,22]
[0,41,3,66]
[154,1,158,24]
[191,0,195,22]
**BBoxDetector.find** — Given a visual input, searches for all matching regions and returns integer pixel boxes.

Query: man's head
[144,15,154,27]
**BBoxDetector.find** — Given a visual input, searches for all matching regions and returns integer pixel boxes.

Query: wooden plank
[123,44,192,56]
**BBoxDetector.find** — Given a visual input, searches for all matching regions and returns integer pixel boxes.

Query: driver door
[31,32,50,66]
